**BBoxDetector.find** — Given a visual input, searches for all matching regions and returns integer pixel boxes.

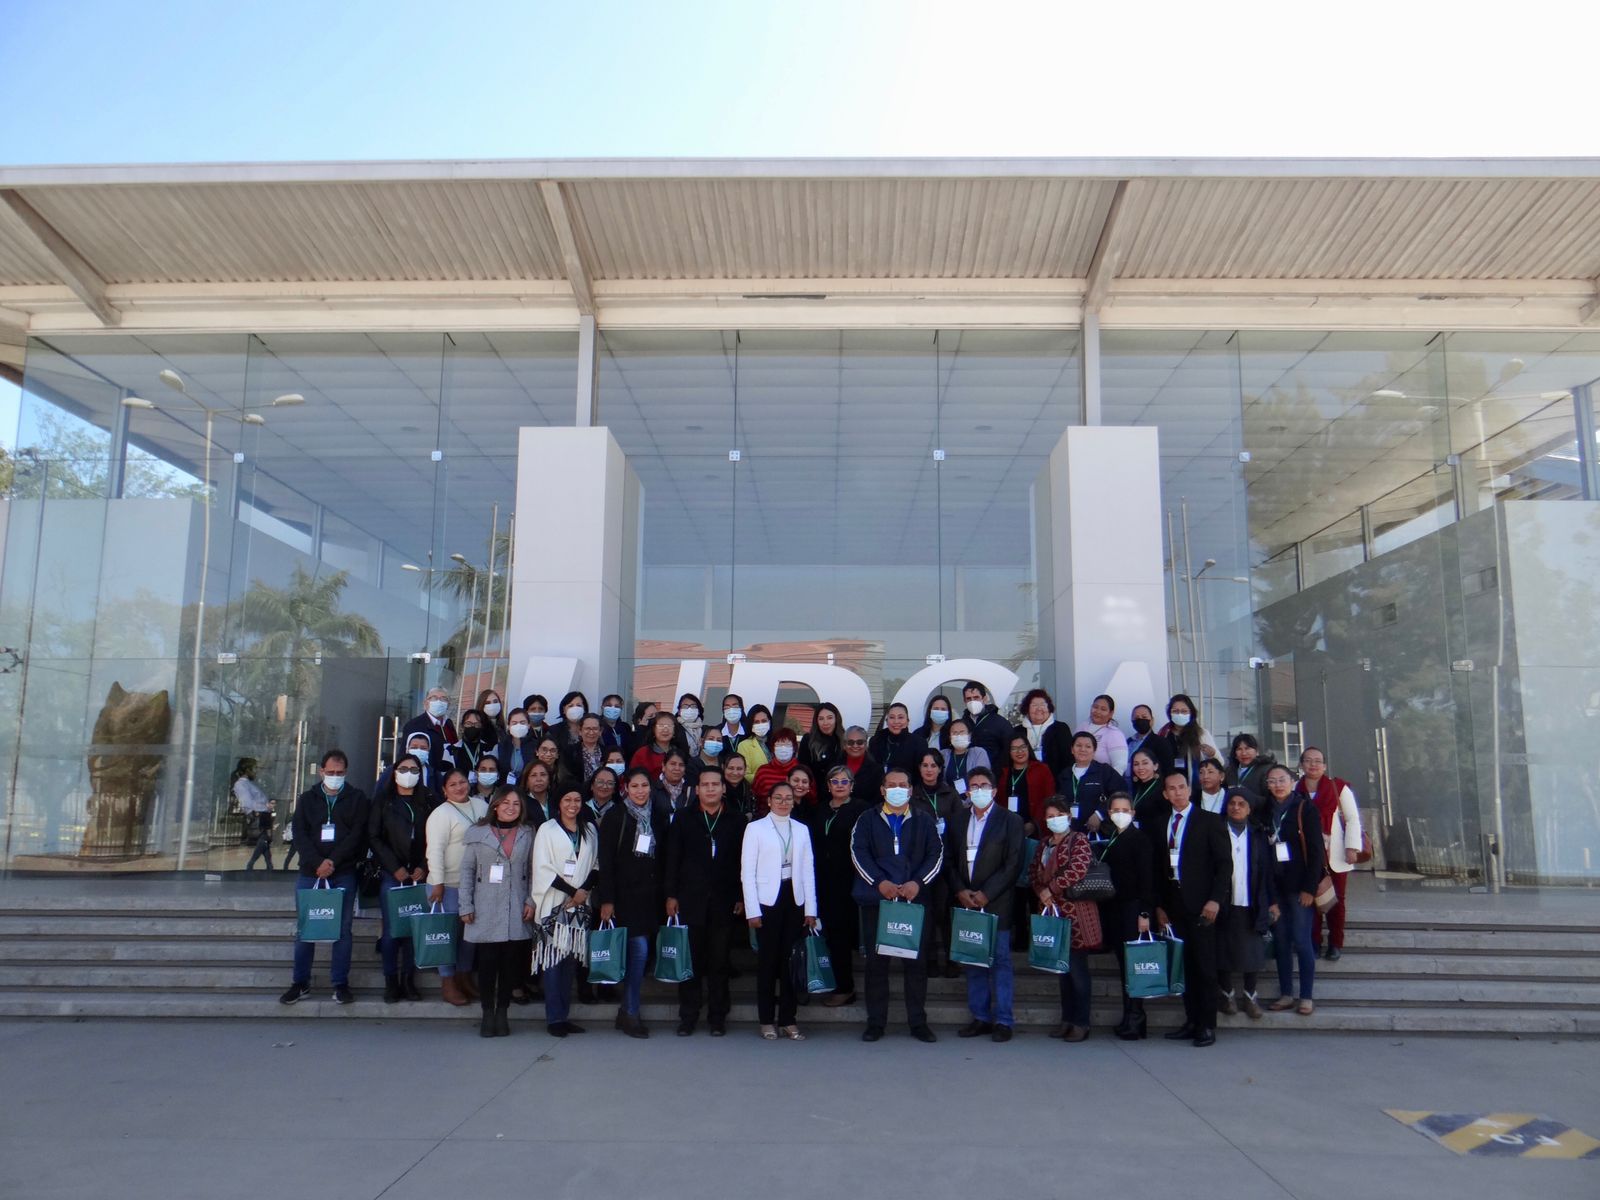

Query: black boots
[481,1006,511,1037]
[402,972,421,1001]
[383,975,402,1004]
[479,1009,495,1038]
[1114,997,1148,1041]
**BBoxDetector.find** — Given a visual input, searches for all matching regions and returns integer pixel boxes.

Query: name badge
[1069,804,1080,820]
[1007,796,1019,813]
[954,778,968,795]
[635,831,653,855]
[506,772,517,786]
[320,823,335,843]
[564,858,578,875]
[489,863,505,884]
[936,818,947,836]
[781,862,793,880]
[966,846,978,867]
[711,840,718,859]
[1275,841,1291,863]
[1169,848,1181,876]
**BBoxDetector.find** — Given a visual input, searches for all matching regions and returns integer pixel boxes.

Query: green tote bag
[296,878,346,943]
[1028,905,1073,974]
[654,916,694,983]
[873,900,925,960]
[950,906,999,969]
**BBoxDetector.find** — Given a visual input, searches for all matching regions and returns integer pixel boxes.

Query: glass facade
[2,327,1598,886]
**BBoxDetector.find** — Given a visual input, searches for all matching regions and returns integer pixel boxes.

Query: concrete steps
[1,892,1596,1035]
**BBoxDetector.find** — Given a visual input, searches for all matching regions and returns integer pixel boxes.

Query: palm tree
[429,531,513,680]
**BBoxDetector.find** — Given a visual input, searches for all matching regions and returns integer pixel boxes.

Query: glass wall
[604,328,1079,728]
[0,332,576,873]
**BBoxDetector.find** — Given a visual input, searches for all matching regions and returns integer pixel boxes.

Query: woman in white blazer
[741,782,818,1041]
[1295,747,1364,962]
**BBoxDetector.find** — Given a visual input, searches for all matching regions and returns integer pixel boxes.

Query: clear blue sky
[2,0,1595,164]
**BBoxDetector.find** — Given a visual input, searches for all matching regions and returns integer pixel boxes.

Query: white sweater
[424,798,488,887]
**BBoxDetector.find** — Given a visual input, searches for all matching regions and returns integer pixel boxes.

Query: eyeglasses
[829,777,851,786]
[844,740,866,747]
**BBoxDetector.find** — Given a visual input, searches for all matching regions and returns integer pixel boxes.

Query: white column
[508,426,639,705]
[1035,425,1170,724]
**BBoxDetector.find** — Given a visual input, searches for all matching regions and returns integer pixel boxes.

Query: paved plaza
[2,1017,1595,1199]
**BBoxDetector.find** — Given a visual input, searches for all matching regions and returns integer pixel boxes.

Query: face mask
[884,786,910,808]
[483,702,501,718]
[752,721,771,737]
[565,705,585,722]
[1132,717,1152,735]
[681,705,700,721]
[970,788,994,811]
[602,705,622,721]
[464,724,480,737]
[427,699,448,719]
[1109,811,1134,831]
[1046,814,1072,834]
[528,711,546,725]
[477,772,499,788]
[509,723,530,738]
[703,740,724,756]
[395,770,420,789]
[724,707,742,723]
[966,699,985,716]
[1171,712,1192,728]
[407,743,431,760]
[951,735,971,751]
[774,744,795,763]
[607,762,626,775]
[930,709,949,726]
[323,773,345,793]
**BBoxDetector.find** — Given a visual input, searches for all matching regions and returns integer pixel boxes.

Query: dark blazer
[867,728,923,777]
[1124,730,1173,786]
[912,781,962,836]
[1097,823,1156,944]
[1266,795,1326,902]
[846,755,885,805]
[967,704,1017,768]
[1149,803,1232,919]
[942,806,1025,929]
[595,803,665,937]
[662,804,746,927]
[1031,721,1076,779]
[598,718,636,760]
[1054,760,1122,829]
[368,789,432,876]
[849,807,943,907]
[400,713,462,784]
[806,799,866,910]
[291,783,371,876]
[497,732,539,785]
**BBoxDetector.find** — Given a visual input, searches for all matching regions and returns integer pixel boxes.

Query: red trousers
[1311,870,1348,949]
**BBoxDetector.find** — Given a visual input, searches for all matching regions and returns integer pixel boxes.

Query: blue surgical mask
[528,711,546,725]
[930,709,950,726]
[703,740,724,756]
[969,788,994,810]
[1171,712,1192,728]
[477,772,499,788]
[603,705,623,721]
[607,762,625,775]
[885,786,910,808]
[427,699,448,719]
[723,707,743,723]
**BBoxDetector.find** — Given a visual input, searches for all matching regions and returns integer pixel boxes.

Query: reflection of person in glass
[232,757,275,871]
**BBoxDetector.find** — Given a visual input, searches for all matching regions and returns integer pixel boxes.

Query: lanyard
[324,793,338,824]
[1133,780,1157,808]
[1009,768,1026,796]
[1069,769,1084,799]
[776,820,793,864]
[703,808,721,838]
[1237,764,1253,781]
[494,828,517,860]
[1273,802,1295,842]
[1098,831,1121,861]
[825,805,848,836]
[399,799,415,828]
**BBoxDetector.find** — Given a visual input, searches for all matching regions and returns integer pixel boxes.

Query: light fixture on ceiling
[271,393,305,407]
[122,396,156,410]
[1369,389,1406,401]
[158,369,187,394]
[400,563,423,572]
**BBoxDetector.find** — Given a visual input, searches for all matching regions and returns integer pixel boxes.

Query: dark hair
[320,749,348,768]
[522,694,548,712]
[1264,763,1296,786]
[963,680,988,697]
[785,763,818,800]
[1019,688,1054,716]
[947,717,974,740]
[602,693,625,709]
[621,766,654,790]
[921,693,953,740]
[807,702,845,756]
[1161,767,1190,785]
[746,704,773,733]
[916,748,944,778]
[661,749,689,772]
[522,760,552,791]
[1071,731,1097,750]
[379,753,426,801]
[1165,693,1203,757]
[965,765,995,786]
[558,691,589,720]
[1299,745,1327,764]
[1198,756,1225,776]
[1042,793,1072,817]
[883,766,912,786]
[478,784,524,825]
[1130,748,1159,774]
[475,753,500,774]
[632,700,656,724]
[676,692,704,713]
[1008,730,1034,753]
[439,767,469,790]
[229,757,257,786]
[1105,790,1133,808]
[1092,693,1116,714]
[579,713,602,731]
[534,737,562,759]
[1229,733,1260,764]
[696,766,725,787]
[768,781,796,802]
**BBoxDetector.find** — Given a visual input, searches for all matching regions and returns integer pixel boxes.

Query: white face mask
[394,770,421,789]
[477,772,499,788]
[323,773,345,793]
[483,702,501,717]
[607,762,626,775]
[407,743,431,760]
[1046,814,1072,834]
[1171,712,1192,728]
[966,699,985,716]
[427,699,449,719]
[1109,811,1134,831]
[884,786,910,808]
[752,721,771,737]
[774,744,795,763]
[509,723,530,738]
[969,788,994,811]
[565,705,586,722]
[723,707,742,723]
[680,705,700,721]
[951,735,971,752]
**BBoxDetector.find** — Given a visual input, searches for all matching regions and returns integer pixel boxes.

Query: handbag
[1314,875,1338,912]
[1066,858,1115,901]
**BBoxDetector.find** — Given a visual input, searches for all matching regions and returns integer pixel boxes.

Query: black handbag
[1066,858,1115,901]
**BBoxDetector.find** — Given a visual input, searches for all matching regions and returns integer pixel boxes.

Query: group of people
[282,682,1365,1047]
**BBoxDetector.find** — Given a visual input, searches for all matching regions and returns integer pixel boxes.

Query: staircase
[1,886,1596,1034]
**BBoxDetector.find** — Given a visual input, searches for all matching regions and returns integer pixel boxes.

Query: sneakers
[332,985,354,1005]
[279,982,310,1006]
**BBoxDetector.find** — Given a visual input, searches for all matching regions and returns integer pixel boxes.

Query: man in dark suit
[1151,768,1232,1046]
[400,685,463,785]
[663,767,746,1037]
[943,766,1025,1042]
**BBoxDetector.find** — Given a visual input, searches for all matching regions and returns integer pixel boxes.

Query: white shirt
[1229,825,1251,906]
[1166,804,1192,880]
[966,806,991,869]
[1199,788,1227,815]
[232,777,270,814]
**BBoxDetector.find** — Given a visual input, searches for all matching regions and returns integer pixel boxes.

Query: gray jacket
[457,823,534,944]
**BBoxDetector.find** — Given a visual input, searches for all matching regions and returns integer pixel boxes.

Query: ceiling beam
[0,189,120,327]
[1081,180,1133,315]
[537,181,596,316]
[1579,275,1600,324]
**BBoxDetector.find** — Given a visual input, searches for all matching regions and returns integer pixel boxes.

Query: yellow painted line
[1520,1128,1600,1160]
[1436,1114,1540,1155]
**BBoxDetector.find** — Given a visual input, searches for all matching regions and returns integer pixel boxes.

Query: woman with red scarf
[1294,747,1364,961]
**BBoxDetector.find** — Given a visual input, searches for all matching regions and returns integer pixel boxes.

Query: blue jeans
[544,956,575,1025]
[1274,899,1317,1000]
[622,934,649,1016]
[378,874,417,977]
[1060,947,1092,1026]
[964,942,1015,1027]
[293,872,357,987]
[436,886,476,978]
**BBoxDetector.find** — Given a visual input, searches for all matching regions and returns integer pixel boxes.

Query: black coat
[847,755,885,805]
[1225,758,1276,821]
[1124,730,1173,784]
[497,733,540,786]
[805,799,865,920]
[598,718,636,760]
[1227,823,1278,933]
[967,704,1016,769]
[400,713,463,784]
[1097,823,1157,944]
[595,804,665,937]
[662,804,746,927]
[1031,721,1076,779]
[799,731,844,779]
[1266,796,1326,902]
[1148,804,1232,920]
[291,783,371,876]
[368,789,431,876]
[1129,777,1166,833]
[867,728,924,777]
[1054,761,1123,828]
[943,807,1025,929]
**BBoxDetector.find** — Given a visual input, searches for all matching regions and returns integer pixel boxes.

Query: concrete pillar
[508,427,640,705]
[1034,425,1170,723]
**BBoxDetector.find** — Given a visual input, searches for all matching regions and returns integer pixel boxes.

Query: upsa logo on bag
[423,931,452,945]
[1031,933,1053,946]
[308,907,335,920]
[660,946,678,959]
[1132,961,1161,975]
[957,929,985,944]
[886,921,915,936]
[591,949,612,963]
